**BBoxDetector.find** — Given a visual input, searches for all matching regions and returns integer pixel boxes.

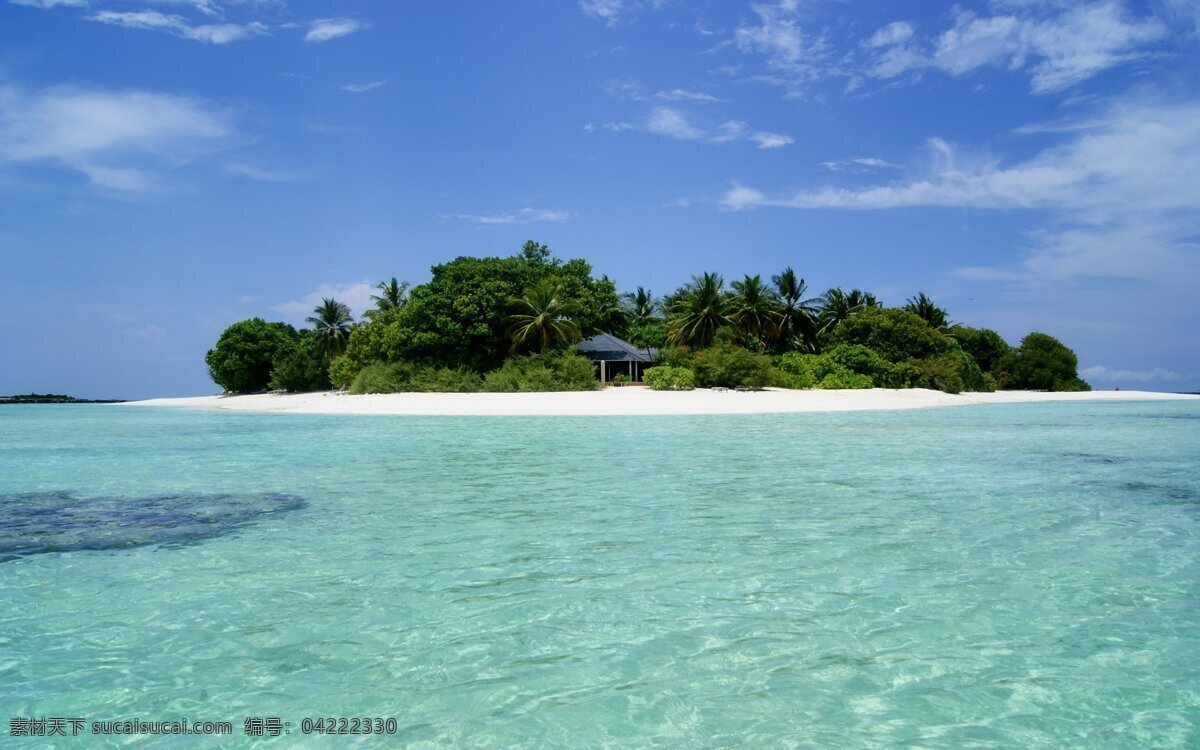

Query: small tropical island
[196,241,1095,404]
[1,394,126,405]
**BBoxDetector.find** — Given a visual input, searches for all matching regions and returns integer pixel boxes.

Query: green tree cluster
[328,242,621,385]
[205,318,297,393]
[207,245,1091,396]
[643,365,696,391]
[996,333,1090,391]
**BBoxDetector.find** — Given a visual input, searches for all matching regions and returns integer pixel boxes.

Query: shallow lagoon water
[1,402,1198,747]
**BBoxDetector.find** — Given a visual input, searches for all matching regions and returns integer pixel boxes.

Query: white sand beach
[123,388,1196,416]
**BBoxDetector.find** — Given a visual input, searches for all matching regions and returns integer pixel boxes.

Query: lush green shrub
[772,353,816,389]
[692,343,774,388]
[913,347,989,394]
[828,307,953,363]
[953,327,1011,373]
[818,371,874,389]
[269,334,331,392]
[350,362,413,394]
[775,345,920,389]
[643,365,696,391]
[821,344,893,381]
[880,361,923,389]
[996,332,1090,391]
[482,352,600,392]
[408,367,483,393]
[350,362,483,393]
[328,355,358,390]
[205,318,297,393]
[913,354,965,394]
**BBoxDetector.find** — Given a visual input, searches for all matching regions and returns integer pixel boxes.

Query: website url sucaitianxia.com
[10,717,233,737]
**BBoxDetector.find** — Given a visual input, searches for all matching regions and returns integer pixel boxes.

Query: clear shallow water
[1,402,1198,748]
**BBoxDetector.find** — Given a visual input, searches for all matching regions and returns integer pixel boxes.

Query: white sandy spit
[121,388,1196,416]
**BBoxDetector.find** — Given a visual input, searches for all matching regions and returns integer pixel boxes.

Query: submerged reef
[0,491,304,562]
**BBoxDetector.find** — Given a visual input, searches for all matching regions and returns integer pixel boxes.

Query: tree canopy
[205,318,297,393]
[997,332,1090,391]
[204,242,1091,396]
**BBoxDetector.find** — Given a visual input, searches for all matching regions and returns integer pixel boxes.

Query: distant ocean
[2,402,1198,747]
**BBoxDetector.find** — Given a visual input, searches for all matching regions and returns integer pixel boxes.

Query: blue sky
[2,0,1198,398]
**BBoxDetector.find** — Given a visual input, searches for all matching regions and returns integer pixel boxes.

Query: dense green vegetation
[0,394,126,404]
[205,318,297,393]
[206,241,1090,395]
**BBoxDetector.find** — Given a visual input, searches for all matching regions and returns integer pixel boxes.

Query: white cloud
[723,96,1200,290]
[604,79,725,104]
[731,1,828,92]
[273,281,375,326]
[655,88,724,103]
[867,21,914,48]
[89,10,267,44]
[819,157,901,172]
[750,131,793,149]
[579,0,624,27]
[439,208,574,226]
[646,106,704,140]
[10,0,88,6]
[710,119,747,143]
[606,107,792,148]
[868,2,1168,93]
[224,163,304,182]
[150,0,220,16]
[0,84,233,190]
[305,17,365,43]
[1079,365,1181,383]
[341,81,386,93]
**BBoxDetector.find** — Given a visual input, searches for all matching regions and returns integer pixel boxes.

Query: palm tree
[666,272,733,348]
[846,289,881,310]
[363,277,408,321]
[730,274,780,349]
[905,292,950,330]
[306,298,354,360]
[506,279,582,353]
[771,267,821,353]
[816,286,879,334]
[816,287,854,331]
[622,286,659,324]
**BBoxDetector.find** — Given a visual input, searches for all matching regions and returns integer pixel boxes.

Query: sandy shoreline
[121,387,1196,416]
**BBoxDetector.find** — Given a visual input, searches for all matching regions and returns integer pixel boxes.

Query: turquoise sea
[1,401,1198,747]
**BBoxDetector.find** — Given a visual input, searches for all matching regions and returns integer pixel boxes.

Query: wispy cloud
[10,0,88,7]
[819,157,900,172]
[579,0,624,27]
[305,17,365,43]
[224,162,304,182]
[865,2,1167,93]
[647,106,704,140]
[0,84,233,190]
[341,81,386,93]
[439,207,574,226]
[654,88,724,103]
[749,131,793,149]
[616,106,793,149]
[604,79,725,103]
[722,95,1200,290]
[273,281,375,325]
[89,10,267,44]
[731,0,829,94]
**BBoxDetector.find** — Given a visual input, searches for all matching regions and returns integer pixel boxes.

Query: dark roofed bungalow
[577,333,658,384]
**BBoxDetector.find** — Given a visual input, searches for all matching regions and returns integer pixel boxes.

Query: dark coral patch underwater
[0,491,305,562]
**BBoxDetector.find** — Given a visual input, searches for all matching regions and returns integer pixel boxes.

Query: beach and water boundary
[125,387,1196,416]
